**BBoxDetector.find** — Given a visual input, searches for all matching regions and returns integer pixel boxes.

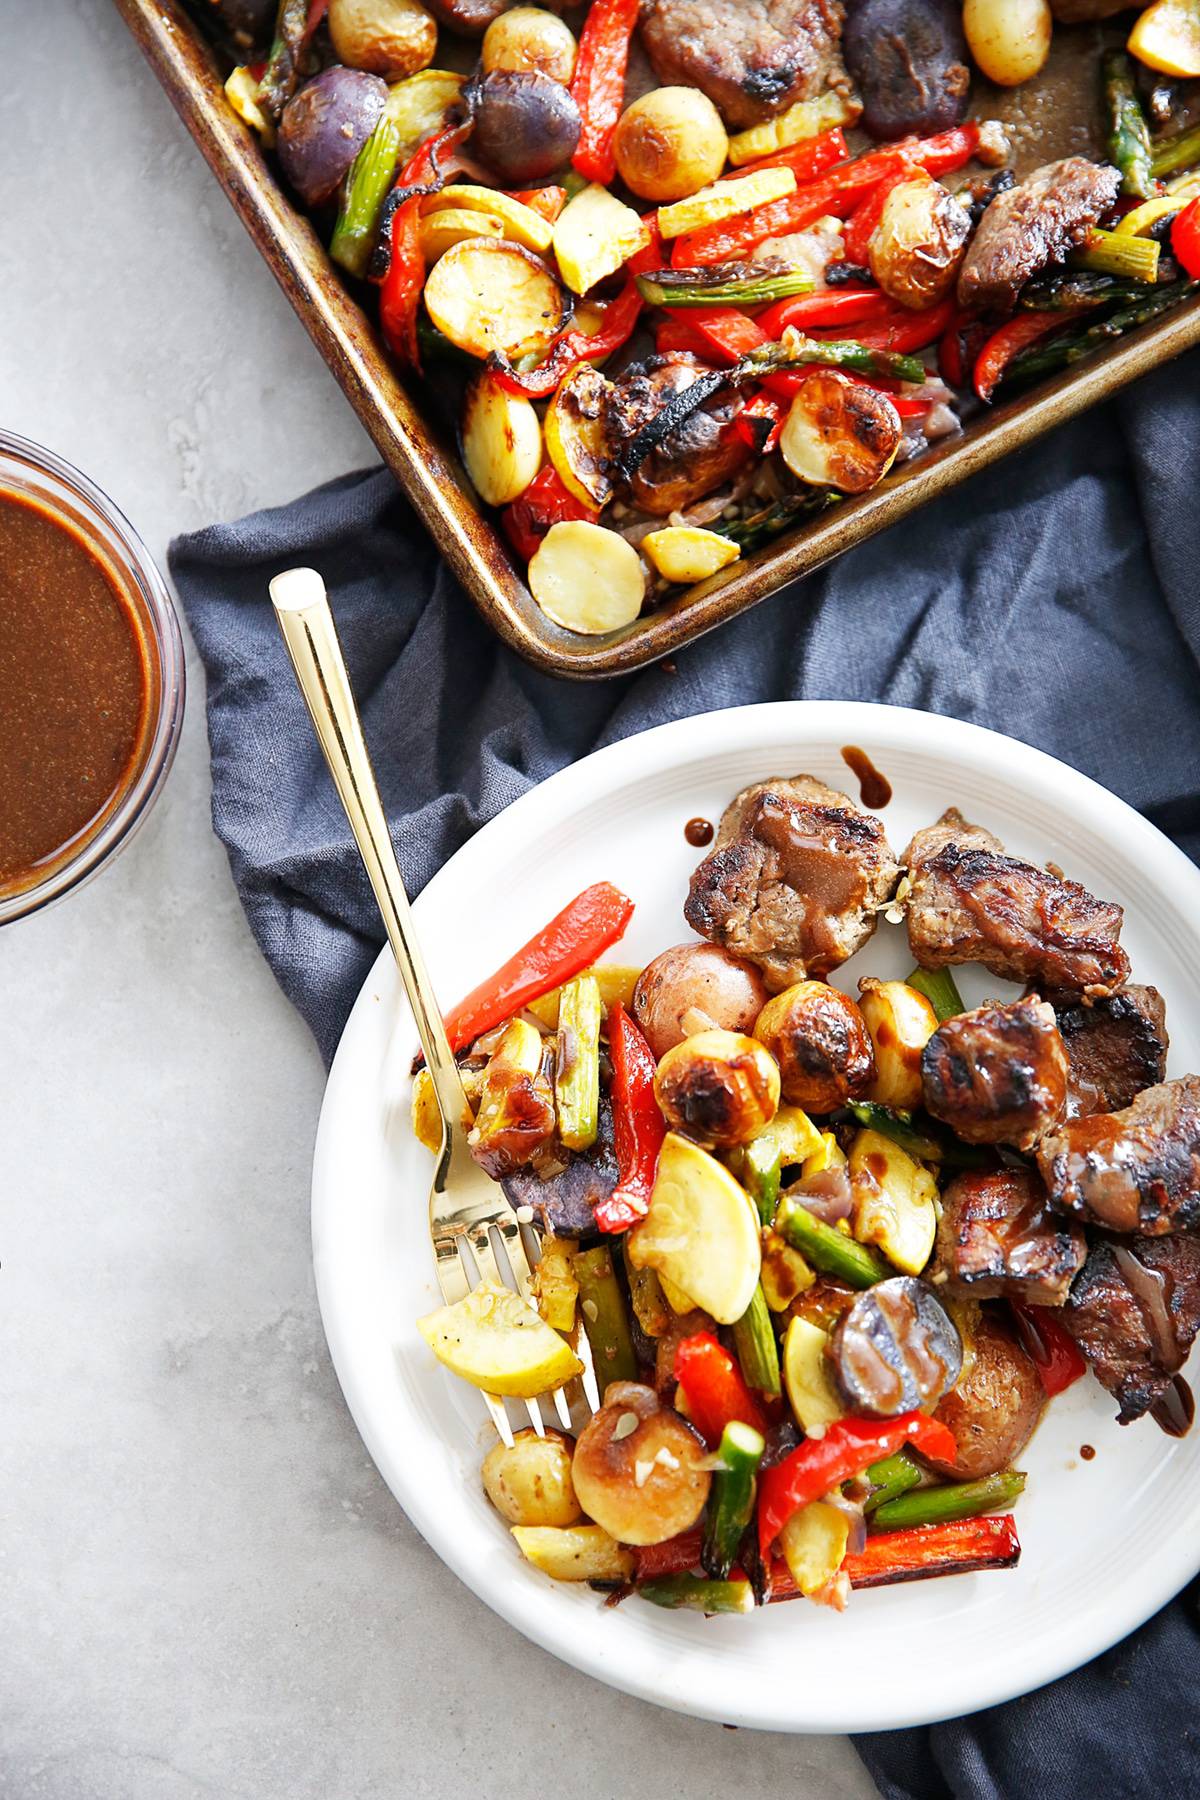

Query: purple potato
[277,66,389,208]
[471,69,581,185]
[844,0,971,140]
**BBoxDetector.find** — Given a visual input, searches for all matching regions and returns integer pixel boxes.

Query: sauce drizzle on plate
[841,744,892,809]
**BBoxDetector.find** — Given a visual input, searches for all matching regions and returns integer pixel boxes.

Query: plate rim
[311,700,1200,1732]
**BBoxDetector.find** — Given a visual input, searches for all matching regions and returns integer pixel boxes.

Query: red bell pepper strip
[758,1413,957,1555]
[733,127,849,181]
[634,1529,704,1582]
[674,1332,769,1445]
[755,288,892,338]
[760,369,924,412]
[842,167,911,266]
[655,317,715,357]
[667,308,769,364]
[938,313,985,389]
[595,1005,665,1233]
[1010,1302,1089,1398]
[377,122,471,369]
[489,276,644,399]
[508,185,567,223]
[1173,196,1200,277]
[972,311,1064,402]
[733,391,787,451]
[768,1513,1021,1596]
[809,296,957,356]
[501,465,596,563]
[440,883,634,1054]
[570,0,639,184]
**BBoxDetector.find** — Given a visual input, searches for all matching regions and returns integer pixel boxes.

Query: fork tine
[574,1315,601,1413]
[495,1214,536,1299]
[466,1224,546,1436]
[434,1231,470,1306]
[483,1391,514,1448]
[550,1384,574,1430]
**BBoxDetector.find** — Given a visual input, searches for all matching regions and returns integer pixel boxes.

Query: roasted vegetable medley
[204,0,1200,634]
[408,771,1199,1615]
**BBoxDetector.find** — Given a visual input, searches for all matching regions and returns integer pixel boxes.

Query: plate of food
[123,0,1200,674]
[311,701,1200,1731]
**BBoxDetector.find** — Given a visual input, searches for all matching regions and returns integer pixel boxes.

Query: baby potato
[654,1028,780,1147]
[613,87,729,204]
[328,0,437,80]
[482,6,578,84]
[461,372,543,507]
[868,173,971,310]
[963,0,1052,87]
[780,370,902,494]
[572,1382,710,1545]
[633,942,770,1060]
[482,1427,582,1527]
[857,977,939,1111]
[754,980,875,1114]
[527,521,646,635]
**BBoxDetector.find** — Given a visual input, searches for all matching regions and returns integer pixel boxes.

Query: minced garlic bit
[654,1446,680,1471]
[613,1410,641,1441]
[514,1204,535,1224]
[634,1459,654,1488]
[582,1297,599,1323]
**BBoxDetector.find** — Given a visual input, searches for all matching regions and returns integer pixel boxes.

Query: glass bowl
[0,431,186,925]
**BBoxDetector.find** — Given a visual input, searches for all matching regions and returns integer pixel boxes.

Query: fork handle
[270,567,469,1128]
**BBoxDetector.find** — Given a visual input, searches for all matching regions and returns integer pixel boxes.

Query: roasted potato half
[527,521,646,634]
[654,1028,781,1147]
[462,373,543,507]
[857,977,939,1111]
[780,372,903,494]
[633,943,770,1061]
[963,0,1052,85]
[869,173,971,310]
[571,1382,710,1545]
[754,981,875,1114]
[423,239,567,360]
[482,1428,582,1527]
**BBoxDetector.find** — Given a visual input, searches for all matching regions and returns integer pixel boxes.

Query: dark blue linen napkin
[170,350,1200,1795]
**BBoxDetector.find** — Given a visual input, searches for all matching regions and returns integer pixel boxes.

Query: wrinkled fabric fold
[171,348,1200,1796]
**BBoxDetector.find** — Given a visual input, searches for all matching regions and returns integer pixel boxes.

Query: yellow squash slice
[417,1281,582,1397]
[1129,0,1200,74]
[627,1132,761,1324]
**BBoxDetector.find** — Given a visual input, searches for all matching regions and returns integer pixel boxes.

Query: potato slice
[461,372,543,507]
[511,1523,635,1582]
[641,526,741,584]
[420,207,507,262]
[656,166,797,241]
[627,1132,762,1325]
[545,365,614,508]
[726,90,860,167]
[553,183,651,295]
[1129,0,1200,74]
[421,183,554,252]
[527,521,645,635]
[782,1316,843,1434]
[417,1280,582,1397]
[848,1128,938,1276]
[780,371,902,494]
[423,240,566,360]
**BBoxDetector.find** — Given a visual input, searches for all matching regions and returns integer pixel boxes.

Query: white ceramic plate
[312,702,1200,1733]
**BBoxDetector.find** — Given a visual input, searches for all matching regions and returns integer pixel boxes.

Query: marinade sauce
[0,490,150,896]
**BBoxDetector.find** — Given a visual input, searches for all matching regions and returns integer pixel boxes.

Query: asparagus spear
[863,1450,923,1514]
[555,974,602,1152]
[257,0,312,122]
[702,1421,765,1579]
[638,1574,755,1613]
[732,1286,782,1397]
[775,1198,889,1289]
[635,269,814,308]
[1151,119,1200,179]
[871,1470,1026,1532]
[715,491,838,553]
[844,1101,989,1169]
[1003,281,1199,387]
[905,966,963,1024]
[331,114,408,279]
[572,1247,639,1393]
[1019,271,1152,312]
[1105,52,1155,199]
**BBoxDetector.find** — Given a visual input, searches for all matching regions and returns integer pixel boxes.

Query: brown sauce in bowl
[0,490,152,896]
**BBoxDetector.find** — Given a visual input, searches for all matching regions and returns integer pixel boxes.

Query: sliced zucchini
[461,372,544,507]
[627,1131,762,1325]
[511,1523,634,1582]
[761,1229,815,1312]
[848,1127,938,1276]
[641,526,741,584]
[420,207,507,262]
[782,1315,843,1434]
[778,1500,850,1596]
[527,521,645,635]
[656,166,797,241]
[552,183,651,294]
[423,239,567,360]
[417,1281,583,1397]
[545,364,614,508]
[423,183,554,252]
[1129,0,1200,75]
[726,90,860,167]
[780,370,903,494]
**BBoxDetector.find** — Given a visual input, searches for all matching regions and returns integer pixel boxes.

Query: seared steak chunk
[923,996,1068,1149]
[1050,984,1169,1118]
[957,156,1121,312]
[685,774,901,990]
[1037,1075,1200,1236]
[638,0,847,130]
[931,1167,1086,1305]
[905,807,1130,999]
[1061,1232,1200,1423]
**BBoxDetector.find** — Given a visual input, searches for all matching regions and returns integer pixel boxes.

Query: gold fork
[270,568,598,1446]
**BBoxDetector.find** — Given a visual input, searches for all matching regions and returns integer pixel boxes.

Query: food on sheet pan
[394,770,1197,1615]
[202,2,1200,633]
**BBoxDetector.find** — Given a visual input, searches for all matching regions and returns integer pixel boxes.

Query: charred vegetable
[633,944,770,1062]
[779,371,903,494]
[868,174,971,311]
[827,1276,962,1417]
[635,267,814,309]
[754,981,876,1114]
[844,0,971,139]
[330,69,464,276]
[467,1017,556,1177]
[857,978,939,1112]
[277,66,388,208]
[572,1245,638,1392]
[1000,281,1199,387]
[653,1029,780,1148]
[571,1382,711,1545]
[472,69,582,185]
[545,364,613,509]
